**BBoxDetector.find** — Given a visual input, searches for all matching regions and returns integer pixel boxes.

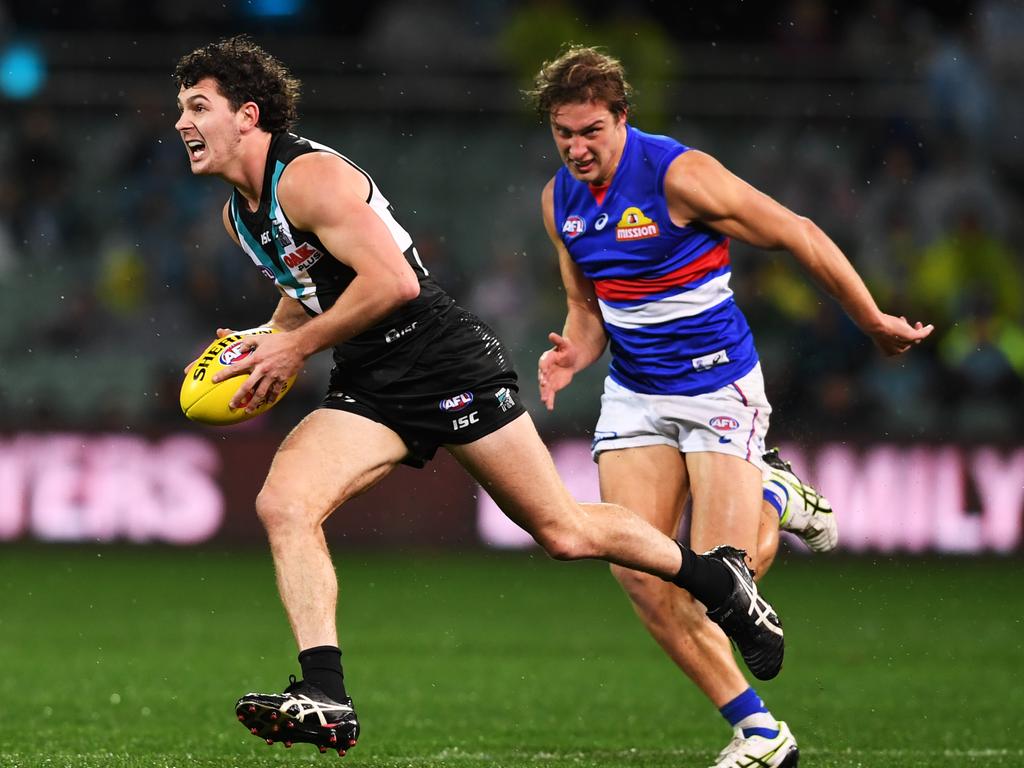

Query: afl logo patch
[709,415,740,432]
[562,215,586,238]
[439,392,475,412]
[219,340,255,366]
[595,213,609,230]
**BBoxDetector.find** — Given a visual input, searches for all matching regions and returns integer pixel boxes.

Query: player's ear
[238,101,260,132]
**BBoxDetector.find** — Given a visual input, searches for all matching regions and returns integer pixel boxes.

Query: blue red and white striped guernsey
[553,125,759,396]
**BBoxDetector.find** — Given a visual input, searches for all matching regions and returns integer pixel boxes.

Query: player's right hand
[869,314,934,356]
[183,328,236,374]
[538,332,578,411]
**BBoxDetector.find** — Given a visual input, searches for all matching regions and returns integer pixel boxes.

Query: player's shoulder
[277,146,371,208]
[629,124,688,156]
[542,175,556,202]
[666,148,724,187]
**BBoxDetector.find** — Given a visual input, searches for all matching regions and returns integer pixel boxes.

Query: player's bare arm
[267,295,311,331]
[216,152,421,409]
[664,150,933,355]
[539,178,608,410]
[281,152,421,349]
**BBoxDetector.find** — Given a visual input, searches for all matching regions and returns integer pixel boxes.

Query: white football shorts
[591,363,772,473]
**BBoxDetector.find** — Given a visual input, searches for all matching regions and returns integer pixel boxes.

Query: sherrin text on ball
[180,327,297,425]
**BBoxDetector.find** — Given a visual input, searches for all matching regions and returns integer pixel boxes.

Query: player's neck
[226,132,273,211]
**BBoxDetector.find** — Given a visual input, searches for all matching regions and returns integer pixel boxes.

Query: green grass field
[0,547,1021,767]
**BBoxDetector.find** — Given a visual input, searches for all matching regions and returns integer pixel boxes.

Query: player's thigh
[686,450,763,557]
[597,445,689,535]
[445,411,577,533]
[261,408,409,520]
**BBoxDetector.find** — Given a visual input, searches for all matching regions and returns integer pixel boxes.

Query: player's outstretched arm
[539,179,607,410]
[664,150,933,356]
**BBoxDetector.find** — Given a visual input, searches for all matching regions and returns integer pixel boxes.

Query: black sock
[298,645,347,702]
[670,541,734,609]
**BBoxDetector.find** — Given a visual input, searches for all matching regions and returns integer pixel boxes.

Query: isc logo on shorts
[439,392,474,412]
[450,411,480,430]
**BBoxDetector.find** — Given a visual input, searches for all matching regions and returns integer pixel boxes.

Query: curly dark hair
[526,45,632,118]
[174,35,301,133]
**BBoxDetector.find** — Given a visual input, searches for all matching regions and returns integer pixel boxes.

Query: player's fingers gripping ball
[180,327,297,425]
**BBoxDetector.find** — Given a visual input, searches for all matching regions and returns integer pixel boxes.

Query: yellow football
[179,327,297,425]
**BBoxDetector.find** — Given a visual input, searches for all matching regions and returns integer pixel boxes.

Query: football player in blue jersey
[173,36,791,758]
[530,45,933,768]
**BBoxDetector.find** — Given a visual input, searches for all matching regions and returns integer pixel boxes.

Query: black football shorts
[320,308,527,467]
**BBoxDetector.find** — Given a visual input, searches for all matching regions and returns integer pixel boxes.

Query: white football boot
[763,448,838,553]
[711,719,799,767]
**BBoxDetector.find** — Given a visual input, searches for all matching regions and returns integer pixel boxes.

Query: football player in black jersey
[173,35,789,756]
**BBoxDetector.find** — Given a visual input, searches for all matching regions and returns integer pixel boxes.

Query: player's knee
[535,521,591,561]
[255,485,316,534]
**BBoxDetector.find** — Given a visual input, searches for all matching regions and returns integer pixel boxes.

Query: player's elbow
[793,215,823,250]
[394,271,421,303]
[372,269,420,313]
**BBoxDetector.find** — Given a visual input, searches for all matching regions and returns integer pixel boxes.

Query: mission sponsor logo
[562,215,586,238]
[615,206,659,241]
[439,392,474,412]
[283,242,323,271]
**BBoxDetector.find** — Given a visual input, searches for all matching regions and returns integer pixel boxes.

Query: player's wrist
[288,325,322,360]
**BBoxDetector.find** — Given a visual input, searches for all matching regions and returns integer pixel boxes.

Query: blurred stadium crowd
[0,0,1021,442]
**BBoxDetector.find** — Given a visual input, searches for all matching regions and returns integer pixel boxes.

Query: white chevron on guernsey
[598,272,734,330]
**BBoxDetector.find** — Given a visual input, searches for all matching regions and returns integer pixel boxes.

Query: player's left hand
[212,330,305,411]
[538,332,579,410]
[869,314,934,356]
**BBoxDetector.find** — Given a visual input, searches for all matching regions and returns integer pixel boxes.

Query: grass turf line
[0,548,1020,767]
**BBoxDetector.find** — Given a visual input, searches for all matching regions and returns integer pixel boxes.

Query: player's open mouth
[573,159,594,173]
[186,140,207,161]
